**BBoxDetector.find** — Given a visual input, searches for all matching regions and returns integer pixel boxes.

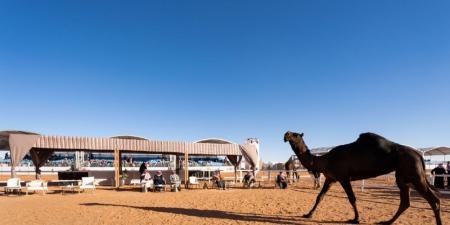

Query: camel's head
[284,131,303,142]
[284,131,307,154]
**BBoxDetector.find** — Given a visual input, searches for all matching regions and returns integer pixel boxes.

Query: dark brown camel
[284,131,442,225]
[284,158,299,182]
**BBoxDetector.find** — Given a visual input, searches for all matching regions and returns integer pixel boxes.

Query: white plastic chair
[79,177,95,193]
[170,175,181,192]
[130,179,141,186]
[5,178,22,195]
[26,180,48,195]
[188,176,200,189]
[141,179,154,192]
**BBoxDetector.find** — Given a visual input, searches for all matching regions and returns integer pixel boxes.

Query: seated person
[169,170,181,192]
[143,170,151,181]
[242,171,255,188]
[276,171,288,189]
[212,171,226,190]
[153,170,166,191]
[141,170,153,192]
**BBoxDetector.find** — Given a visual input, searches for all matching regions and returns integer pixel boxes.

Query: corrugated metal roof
[31,135,242,155]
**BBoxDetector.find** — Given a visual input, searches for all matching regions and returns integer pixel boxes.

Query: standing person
[293,167,299,182]
[447,162,450,189]
[276,171,288,189]
[139,162,147,182]
[431,163,447,189]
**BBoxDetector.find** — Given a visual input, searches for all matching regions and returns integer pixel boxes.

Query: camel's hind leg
[379,180,410,224]
[340,180,359,224]
[303,178,334,218]
[412,179,442,225]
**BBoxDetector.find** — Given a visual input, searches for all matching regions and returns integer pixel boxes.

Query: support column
[234,166,237,183]
[30,149,40,179]
[175,154,180,174]
[11,167,17,178]
[184,152,189,189]
[114,149,120,189]
[119,151,123,185]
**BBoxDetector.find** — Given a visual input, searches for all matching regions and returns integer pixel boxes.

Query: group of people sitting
[138,161,322,191]
[139,163,181,192]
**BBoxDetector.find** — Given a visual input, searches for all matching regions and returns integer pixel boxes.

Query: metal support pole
[234,166,237,183]
[184,152,189,189]
[11,166,17,178]
[175,154,180,174]
[361,179,365,192]
[119,150,123,185]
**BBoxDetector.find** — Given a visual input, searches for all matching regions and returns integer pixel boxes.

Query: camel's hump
[357,132,391,144]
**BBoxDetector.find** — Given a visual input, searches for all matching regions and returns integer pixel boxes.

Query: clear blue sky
[1,1,450,162]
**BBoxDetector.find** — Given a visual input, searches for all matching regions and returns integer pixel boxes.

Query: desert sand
[0,177,448,225]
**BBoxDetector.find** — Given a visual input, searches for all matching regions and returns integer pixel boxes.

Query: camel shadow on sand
[80,202,369,225]
[292,188,450,214]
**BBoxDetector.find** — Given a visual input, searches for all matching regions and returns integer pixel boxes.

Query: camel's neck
[290,141,325,172]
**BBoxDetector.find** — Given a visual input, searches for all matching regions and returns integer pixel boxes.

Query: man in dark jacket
[431,163,447,189]
[154,170,166,191]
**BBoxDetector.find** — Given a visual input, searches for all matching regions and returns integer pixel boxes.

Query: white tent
[423,147,450,162]
[423,147,450,156]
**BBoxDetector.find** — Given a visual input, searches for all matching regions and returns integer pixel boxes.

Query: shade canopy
[1,131,257,169]
[194,138,243,167]
[0,130,40,150]
[424,147,450,156]
[110,135,149,140]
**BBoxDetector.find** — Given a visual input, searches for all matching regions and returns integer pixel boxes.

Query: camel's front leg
[303,178,334,218]
[379,180,410,225]
[340,180,359,224]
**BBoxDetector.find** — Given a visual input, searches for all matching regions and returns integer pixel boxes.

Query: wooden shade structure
[1,131,256,188]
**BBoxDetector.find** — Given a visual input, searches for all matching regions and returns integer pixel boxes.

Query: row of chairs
[2,177,96,195]
[130,178,181,192]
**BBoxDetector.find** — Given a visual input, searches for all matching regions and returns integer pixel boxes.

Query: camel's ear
[300,133,304,137]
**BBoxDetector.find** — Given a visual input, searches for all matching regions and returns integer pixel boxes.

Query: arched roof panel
[424,147,450,156]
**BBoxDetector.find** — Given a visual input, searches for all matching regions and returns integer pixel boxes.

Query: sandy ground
[0,178,448,225]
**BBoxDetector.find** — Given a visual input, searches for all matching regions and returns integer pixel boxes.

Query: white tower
[246,138,260,171]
